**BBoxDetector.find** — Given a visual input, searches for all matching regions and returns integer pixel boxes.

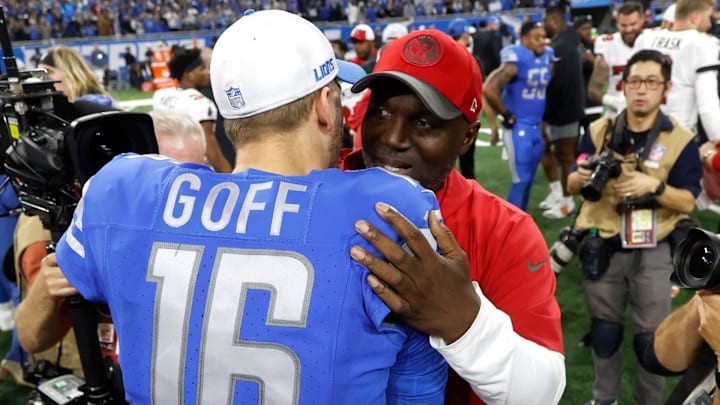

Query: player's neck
[232,127,330,176]
[671,20,696,31]
[177,78,195,90]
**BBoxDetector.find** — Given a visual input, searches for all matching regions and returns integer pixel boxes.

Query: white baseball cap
[381,23,409,43]
[211,10,366,119]
[663,4,675,23]
[350,24,375,41]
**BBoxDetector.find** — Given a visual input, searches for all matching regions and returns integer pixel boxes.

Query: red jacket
[340,150,563,405]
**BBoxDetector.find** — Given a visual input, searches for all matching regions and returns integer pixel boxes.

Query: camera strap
[639,112,667,161]
[665,343,717,405]
[607,110,667,163]
[607,110,626,152]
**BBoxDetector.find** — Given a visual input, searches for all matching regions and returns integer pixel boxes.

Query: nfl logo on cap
[225,86,246,109]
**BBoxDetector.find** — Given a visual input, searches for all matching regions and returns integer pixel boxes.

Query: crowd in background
[3,0,720,403]
[4,0,569,41]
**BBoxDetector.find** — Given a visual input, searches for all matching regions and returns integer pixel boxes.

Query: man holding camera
[567,49,703,405]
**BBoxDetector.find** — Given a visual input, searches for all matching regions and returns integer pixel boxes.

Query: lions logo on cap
[225,86,246,109]
[402,34,441,66]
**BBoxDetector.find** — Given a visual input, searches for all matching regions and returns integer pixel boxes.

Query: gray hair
[149,109,206,149]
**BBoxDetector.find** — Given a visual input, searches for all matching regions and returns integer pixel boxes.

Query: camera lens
[581,182,603,202]
[550,240,574,274]
[688,241,715,280]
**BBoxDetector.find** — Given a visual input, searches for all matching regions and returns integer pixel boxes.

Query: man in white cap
[382,22,409,44]
[360,22,409,74]
[46,9,448,403]
[661,3,676,28]
[348,22,410,148]
[349,23,377,65]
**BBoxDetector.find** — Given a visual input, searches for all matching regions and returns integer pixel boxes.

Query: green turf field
[0,89,714,404]
[472,130,709,404]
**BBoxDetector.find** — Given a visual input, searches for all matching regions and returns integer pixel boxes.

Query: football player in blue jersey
[483,21,554,211]
[47,9,447,404]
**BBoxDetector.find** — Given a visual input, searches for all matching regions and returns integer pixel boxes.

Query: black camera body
[581,150,622,202]
[0,79,159,237]
[23,359,73,386]
[0,6,157,405]
[672,227,720,290]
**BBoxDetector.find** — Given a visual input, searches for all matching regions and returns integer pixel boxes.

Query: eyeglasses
[624,77,665,90]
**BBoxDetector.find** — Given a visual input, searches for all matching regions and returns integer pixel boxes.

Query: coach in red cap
[343,29,566,404]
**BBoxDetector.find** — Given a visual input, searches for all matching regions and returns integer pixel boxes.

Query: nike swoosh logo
[528,259,547,272]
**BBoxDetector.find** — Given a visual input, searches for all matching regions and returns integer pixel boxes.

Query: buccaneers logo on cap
[402,34,441,66]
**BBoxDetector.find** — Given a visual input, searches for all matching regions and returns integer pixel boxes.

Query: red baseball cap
[351,29,483,122]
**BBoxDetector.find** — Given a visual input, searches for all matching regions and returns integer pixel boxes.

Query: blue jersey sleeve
[56,153,192,303]
[545,45,555,61]
[0,176,19,212]
[56,175,105,303]
[500,45,519,64]
[387,327,448,403]
[352,170,447,402]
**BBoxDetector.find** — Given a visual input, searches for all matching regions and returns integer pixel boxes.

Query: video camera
[581,150,622,202]
[0,6,157,404]
[672,228,720,291]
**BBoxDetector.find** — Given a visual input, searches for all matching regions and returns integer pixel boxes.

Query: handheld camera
[0,6,157,405]
[581,150,622,202]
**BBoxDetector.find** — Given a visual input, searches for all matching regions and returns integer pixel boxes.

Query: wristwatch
[652,181,666,196]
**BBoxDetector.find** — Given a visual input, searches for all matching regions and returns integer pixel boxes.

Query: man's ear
[459,122,481,156]
[315,86,335,133]
[663,80,673,102]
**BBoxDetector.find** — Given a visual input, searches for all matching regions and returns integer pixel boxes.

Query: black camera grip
[45,240,119,404]
[65,295,115,402]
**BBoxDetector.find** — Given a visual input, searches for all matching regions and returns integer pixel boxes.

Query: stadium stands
[3,0,541,41]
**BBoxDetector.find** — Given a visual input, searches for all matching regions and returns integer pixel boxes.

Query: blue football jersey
[500,44,553,124]
[56,154,447,405]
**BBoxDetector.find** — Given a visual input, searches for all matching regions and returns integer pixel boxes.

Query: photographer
[13,109,207,387]
[566,49,703,405]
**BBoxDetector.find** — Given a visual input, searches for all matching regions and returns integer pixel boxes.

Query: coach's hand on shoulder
[41,253,78,299]
[350,202,480,344]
